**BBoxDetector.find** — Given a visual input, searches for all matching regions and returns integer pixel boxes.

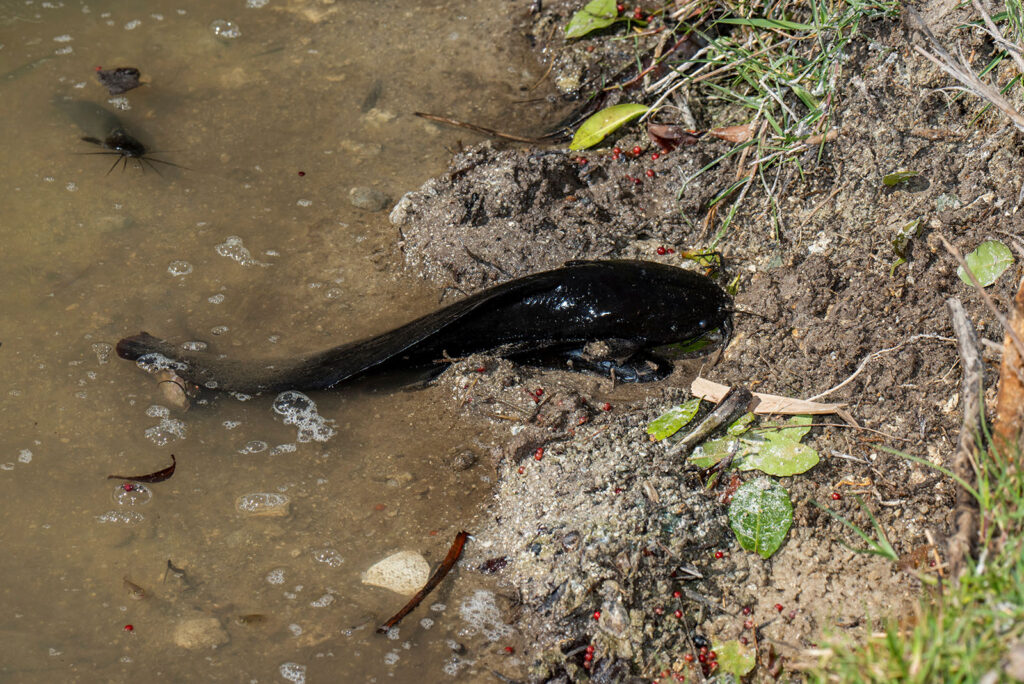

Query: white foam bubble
[96,510,144,524]
[168,260,192,276]
[215,236,269,267]
[310,594,334,608]
[272,391,336,443]
[136,353,187,373]
[311,549,343,567]
[266,568,286,584]
[18,449,32,464]
[238,440,267,454]
[458,590,510,641]
[145,417,186,446]
[146,405,170,418]
[279,662,305,684]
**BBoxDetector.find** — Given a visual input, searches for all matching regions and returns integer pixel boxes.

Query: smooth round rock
[174,617,229,649]
[362,551,429,595]
[349,186,389,212]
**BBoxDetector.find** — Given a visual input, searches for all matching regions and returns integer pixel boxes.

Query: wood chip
[691,377,845,415]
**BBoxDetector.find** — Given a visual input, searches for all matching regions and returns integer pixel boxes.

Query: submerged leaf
[957,240,1014,287]
[647,399,701,441]
[728,477,792,558]
[739,415,818,476]
[565,0,619,38]
[570,103,649,150]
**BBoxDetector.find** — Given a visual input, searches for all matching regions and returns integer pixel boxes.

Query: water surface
[0,0,554,680]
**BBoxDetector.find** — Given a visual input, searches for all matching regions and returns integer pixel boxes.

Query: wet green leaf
[569,103,649,150]
[729,477,792,558]
[883,170,919,186]
[739,415,818,476]
[565,0,618,39]
[727,412,756,436]
[688,434,743,469]
[713,638,757,677]
[646,399,701,441]
[957,240,1014,287]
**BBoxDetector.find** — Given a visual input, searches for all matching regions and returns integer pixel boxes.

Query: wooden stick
[945,298,983,583]
[377,530,470,633]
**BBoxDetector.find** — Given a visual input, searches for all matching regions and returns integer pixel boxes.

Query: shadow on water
[0,0,561,680]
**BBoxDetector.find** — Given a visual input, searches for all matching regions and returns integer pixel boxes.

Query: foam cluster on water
[136,353,187,374]
[272,391,336,443]
[278,662,305,684]
[236,492,289,514]
[458,590,511,641]
[311,548,343,567]
[215,235,269,267]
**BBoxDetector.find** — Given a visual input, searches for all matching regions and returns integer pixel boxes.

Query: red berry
[651,153,660,160]
[504,646,515,653]
[775,603,784,612]
[122,482,134,491]
[578,157,588,165]
[616,4,624,12]
[673,609,682,618]
[654,606,664,615]
[714,551,724,559]
[633,177,642,185]
[632,145,642,156]
[583,652,593,662]
[601,402,612,411]
[666,248,675,254]
[517,466,525,474]
[586,645,595,654]
[534,388,544,397]
[656,246,667,255]
[593,610,601,620]
[476,366,486,372]
[298,170,305,177]
[831,492,842,500]
[698,653,706,663]
[613,146,622,155]
[646,169,655,178]
[672,590,681,598]
[744,619,754,629]
[700,647,707,655]
[123,624,134,631]
[534,447,544,461]
[684,653,694,662]
[742,606,752,615]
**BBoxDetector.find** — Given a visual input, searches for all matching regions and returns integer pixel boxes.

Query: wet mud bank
[386,0,1024,680]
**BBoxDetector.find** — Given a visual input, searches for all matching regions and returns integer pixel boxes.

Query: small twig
[798,185,843,228]
[806,334,956,401]
[945,299,983,583]
[377,530,469,633]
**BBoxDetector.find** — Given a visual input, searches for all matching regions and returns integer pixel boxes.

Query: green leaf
[890,219,921,277]
[739,415,818,476]
[688,435,744,469]
[713,639,757,677]
[729,477,792,558]
[646,399,701,441]
[727,412,756,436]
[565,0,618,38]
[883,170,919,186]
[716,16,814,31]
[957,240,1014,287]
[569,103,649,150]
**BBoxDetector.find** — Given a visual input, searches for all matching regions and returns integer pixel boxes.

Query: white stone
[362,551,429,595]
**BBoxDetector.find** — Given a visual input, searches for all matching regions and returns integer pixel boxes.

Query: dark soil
[391,1,1024,680]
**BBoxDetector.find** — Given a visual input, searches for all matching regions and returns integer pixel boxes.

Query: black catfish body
[116,260,732,395]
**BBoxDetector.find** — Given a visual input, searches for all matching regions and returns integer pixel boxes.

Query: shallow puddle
[0,0,555,680]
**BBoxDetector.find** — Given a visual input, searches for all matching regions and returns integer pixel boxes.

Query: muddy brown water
[0,0,555,680]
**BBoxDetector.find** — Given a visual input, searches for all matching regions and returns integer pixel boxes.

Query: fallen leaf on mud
[691,377,844,415]
[647,122,702,151]
[570,103,649,150]
[883,170,920,187]
[565,0,620,38]
[706,123,756,143]
[957,240,1014,287]
[646,398,701,440]
[729,477,792,559]
[713,638,757,677]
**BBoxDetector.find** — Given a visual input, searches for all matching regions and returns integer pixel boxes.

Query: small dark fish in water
[53,97,183,174]
[235,614,267,625]
[95,66,142,95]
[115,260,733,395]
[123,576,146,600]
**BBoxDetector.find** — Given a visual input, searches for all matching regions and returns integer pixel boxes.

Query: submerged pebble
[236,492,290,517]
[362,551,429,595]
[349,186,389,212]
[173,617,229,649]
